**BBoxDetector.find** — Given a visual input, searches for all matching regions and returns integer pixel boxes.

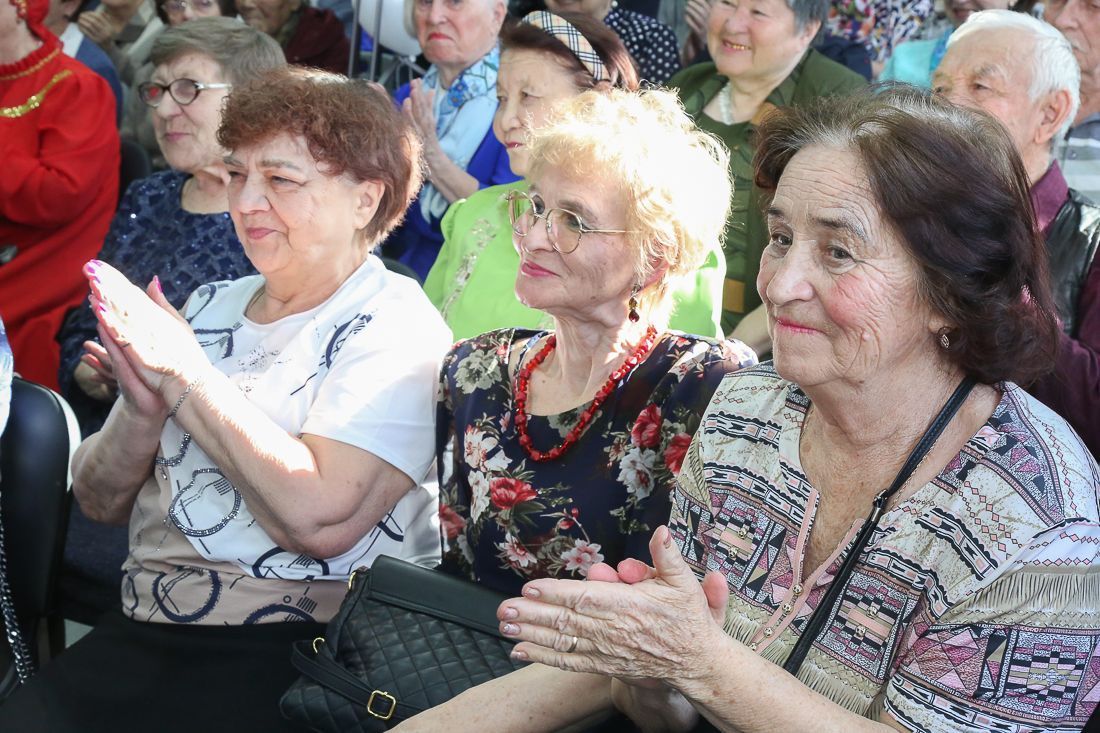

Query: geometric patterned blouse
[671,364,1100,731]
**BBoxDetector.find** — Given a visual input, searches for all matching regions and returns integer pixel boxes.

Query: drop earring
[627,284,641,323]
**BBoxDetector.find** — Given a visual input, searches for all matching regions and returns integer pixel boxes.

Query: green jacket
[670,50,865,333]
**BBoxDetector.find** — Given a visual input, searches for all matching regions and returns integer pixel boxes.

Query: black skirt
[0,610,324,732]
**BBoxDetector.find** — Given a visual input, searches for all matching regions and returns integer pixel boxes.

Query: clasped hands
[497,526,731,708]
[81,260,209,418]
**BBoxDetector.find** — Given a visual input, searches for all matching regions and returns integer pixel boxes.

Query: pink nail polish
[153,275,163,294]
[502,623,519,636]
[510,649,528,661]
[502,607,517,620]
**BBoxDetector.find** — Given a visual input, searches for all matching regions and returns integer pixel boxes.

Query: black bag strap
[290,640,420,722]
[782,375,977,676]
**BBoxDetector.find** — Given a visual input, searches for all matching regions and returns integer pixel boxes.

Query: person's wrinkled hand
[496,526,730,685]
[85,261,208,398]
[77,10,121,45]
[402,79,441,154]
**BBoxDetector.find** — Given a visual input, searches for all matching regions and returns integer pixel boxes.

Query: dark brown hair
[218,67,424,247]
[754,85,1059,386]
[499,12,640,92]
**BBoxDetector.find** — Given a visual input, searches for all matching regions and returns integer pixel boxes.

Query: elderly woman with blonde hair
[402,86,755,732]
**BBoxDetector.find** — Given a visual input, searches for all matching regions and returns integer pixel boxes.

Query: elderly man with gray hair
[935,8,1100,459]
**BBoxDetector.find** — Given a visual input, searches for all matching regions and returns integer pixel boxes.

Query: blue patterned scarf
[419,46,500,223]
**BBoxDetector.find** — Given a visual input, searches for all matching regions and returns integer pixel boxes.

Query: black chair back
[0,377,75,696]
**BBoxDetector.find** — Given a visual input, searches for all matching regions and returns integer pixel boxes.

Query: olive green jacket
[670,50,866,333]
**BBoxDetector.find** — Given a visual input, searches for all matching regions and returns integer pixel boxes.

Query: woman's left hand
[498,526,731,686]
[76,9,122,45]
[403,79,441,157]
[85,261,209,396]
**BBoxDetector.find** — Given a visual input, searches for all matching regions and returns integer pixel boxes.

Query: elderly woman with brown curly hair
[493,88,1100,731]
[0,67,451,733]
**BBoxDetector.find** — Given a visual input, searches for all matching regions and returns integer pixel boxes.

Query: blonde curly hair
[527,88,732,329]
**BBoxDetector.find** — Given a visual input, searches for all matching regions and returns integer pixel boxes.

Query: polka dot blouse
[604,4,682,84]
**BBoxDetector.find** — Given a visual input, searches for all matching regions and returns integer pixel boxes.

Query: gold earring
[627,285,640,323]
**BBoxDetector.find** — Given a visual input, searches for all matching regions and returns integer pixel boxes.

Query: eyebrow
[971,63,1006,82]
[767,205,870,244]
[221,156,306,171]
[259,159,306,171]
[557,197,597,222]
[812,213,869,244]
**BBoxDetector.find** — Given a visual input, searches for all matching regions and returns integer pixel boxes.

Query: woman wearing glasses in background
[117,0,234,170]
[59,17,284,437]
[434,86,756,608]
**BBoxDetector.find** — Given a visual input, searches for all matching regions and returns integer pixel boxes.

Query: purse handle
[781,375,977,676]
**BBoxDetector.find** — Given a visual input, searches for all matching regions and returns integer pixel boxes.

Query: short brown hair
[217,67,424,247]
[754,85,1059,386]
[150,17,284,86]
[499,12,639,92]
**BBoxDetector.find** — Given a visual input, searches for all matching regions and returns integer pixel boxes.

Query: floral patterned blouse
[437,328,756,595]
[826,0,934,64]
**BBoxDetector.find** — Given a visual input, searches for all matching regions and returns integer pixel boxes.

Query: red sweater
[0,34,119,389]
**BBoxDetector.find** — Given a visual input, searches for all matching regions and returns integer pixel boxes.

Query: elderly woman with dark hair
[670,0,864,340]
[0,67,451,732]
[494,89,1100,731]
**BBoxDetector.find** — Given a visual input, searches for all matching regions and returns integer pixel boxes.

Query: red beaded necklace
[513,325,659,462]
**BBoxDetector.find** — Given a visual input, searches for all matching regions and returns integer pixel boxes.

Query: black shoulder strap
[782,375,977,676]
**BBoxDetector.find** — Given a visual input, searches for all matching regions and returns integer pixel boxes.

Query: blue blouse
[57,170,255,436]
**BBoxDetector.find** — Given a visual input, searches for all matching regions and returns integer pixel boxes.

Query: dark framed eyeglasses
[137,78,231,108]
[505,190,629,254]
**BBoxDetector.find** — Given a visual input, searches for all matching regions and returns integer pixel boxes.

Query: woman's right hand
[96,322,167,420]
[682,0,713,63]
[684,0,710,37]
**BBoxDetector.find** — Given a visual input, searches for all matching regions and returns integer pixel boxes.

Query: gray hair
[150,17,286,86]
[949,9,1080,137]
[787,0,830,33]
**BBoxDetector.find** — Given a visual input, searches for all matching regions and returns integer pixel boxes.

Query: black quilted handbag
[280,554,527,731]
